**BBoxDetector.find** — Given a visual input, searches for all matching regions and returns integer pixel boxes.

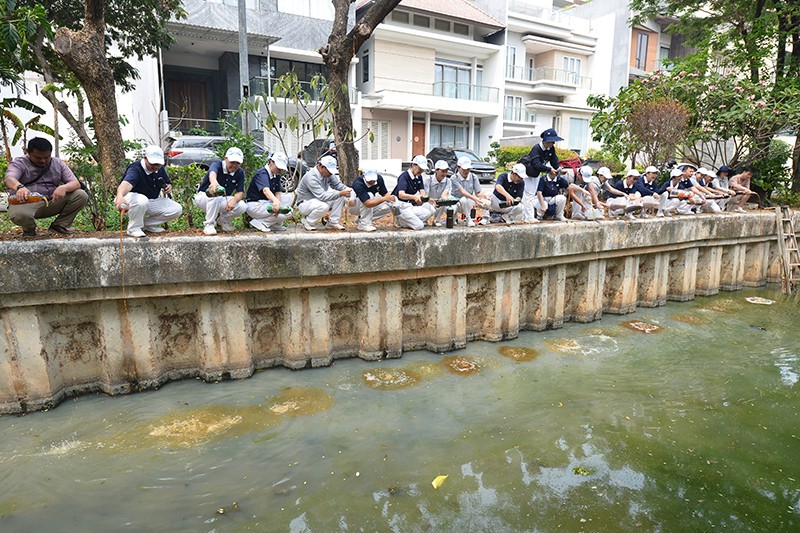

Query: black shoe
[22,228,36,237]
[49,224,75,235]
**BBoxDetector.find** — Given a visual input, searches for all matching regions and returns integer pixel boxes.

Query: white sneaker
[735,207,746,214]
[203,224,217,235]
[270,224,288,232]
[572,212,586,221]
[302,218,318,231]
[479,217,489,226]
[328,222,346,230]
[143,225,165,233]
[433,221,444,227]
[250,219,270,233]
[357,224,377,232]
[467,219,476,227]
[127,228,146,238]
[626,213,636,220]
[656,211,665,217]
[556,215,567,222]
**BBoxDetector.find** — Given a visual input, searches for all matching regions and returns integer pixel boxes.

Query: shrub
[585,148,626,173]
[168,164,207,229]
[493,146,530,169]
[750,138,792,200]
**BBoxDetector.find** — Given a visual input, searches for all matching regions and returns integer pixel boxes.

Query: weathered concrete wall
[0,211,794,413]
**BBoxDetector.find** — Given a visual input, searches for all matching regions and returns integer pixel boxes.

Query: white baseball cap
[319,155,338,174]
[579,165,593,178]
[645,166,659,174]
[363,169,378,182]
[225,147,244,163]
[597,166,612,179]
[145,145,165,165]
[411,155,428,170]
[511,163,528,179]
[457,156,472,169]
[626,169,641,177]
[434,159,449,170]
[270,152,288,171]
[670,168,683,178]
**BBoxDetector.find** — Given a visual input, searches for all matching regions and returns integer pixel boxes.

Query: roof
[357,0,503,29]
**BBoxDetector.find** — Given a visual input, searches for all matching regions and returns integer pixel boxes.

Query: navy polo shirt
[611,179,637,196]
[391,170,426,202]
[352,174,388,203]
[537,176,569,198]
[122,160,171,200]
[677,177,695,190]
[246,166,282,202]
[198,160,245,196]
[493,172,525,201]
[634,177,659,196]
[524,143,560,176]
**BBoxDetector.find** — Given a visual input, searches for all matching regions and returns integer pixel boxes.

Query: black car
[163,135,307,192]
[426,147,496,183]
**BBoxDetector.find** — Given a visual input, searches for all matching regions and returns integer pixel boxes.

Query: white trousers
[246,193,295,229]
[490,195,525,222]
[194,192,247,228]
[641,194,668,214]
[535,195,566,218]
[298,197,346,225]
[522,176,540,222]
[348,193,393,227]
[124,192,182,232]
[394,201,435,230]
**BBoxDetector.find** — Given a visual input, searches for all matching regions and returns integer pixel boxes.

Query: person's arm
[494,181,515,204]
[227,171,245,210]
[526,145,556,176]
[115,181,133,210]
[397,174,421,203]
[567,183,589,211]
[308,173,348,201]
[206,162,221,195]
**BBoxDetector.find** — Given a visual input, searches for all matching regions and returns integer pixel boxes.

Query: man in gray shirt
[3,137,88,237]
[424,160,452,226]
[451,156,490,226]
[295,155,352,231]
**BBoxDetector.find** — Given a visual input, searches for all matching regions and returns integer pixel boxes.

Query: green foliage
[0,0,51,86]
[555,147,580,161]
[0,154,7,182]
[585,148,625,173]
[167,164,206,229]
[187,126,210,136]
[751,138,792,200]
[493,145,529,169]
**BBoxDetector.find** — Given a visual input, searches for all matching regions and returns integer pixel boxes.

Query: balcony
[508,0,592,34]
[503,106,536,124]
[432,81,499,103]
[506,66,592,95]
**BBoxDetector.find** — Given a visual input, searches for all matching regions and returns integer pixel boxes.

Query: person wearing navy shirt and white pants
[114,145,183,238]
[490,164,526,223]
[349,169,396,231]
[246,152,294,232]
[520,128,563,223]
[391,155,436,230]
[194,147,248,235]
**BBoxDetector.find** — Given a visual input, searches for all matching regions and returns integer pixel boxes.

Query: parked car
[163,135,307,192]
[425,147,496,183]
[300,138,334,165]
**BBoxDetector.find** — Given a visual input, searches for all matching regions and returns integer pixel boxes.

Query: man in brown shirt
[3,137,88,237]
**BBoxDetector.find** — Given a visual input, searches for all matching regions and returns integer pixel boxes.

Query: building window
[506,46,516,78]
[453,22,469,35]
[563,56,582,84]
[635,32,649,70]
[434,19,450,32]
[430,123,468,149]
[413,14,430,28]
[568,117,589,155]
[361,120,390,159]
[277,0,334,21]
[391,11,409,23]
[434,59,481,100]
[658,46,671,70]
[361,51,370,83]
[504,95,524,122]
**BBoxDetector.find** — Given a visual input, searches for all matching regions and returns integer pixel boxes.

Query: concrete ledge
[0,211,794,413]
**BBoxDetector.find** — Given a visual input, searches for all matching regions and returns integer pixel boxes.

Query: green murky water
[1,288,799,532]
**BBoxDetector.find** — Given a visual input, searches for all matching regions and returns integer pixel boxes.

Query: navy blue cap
[718,165,732,173]
[540,128,564,142]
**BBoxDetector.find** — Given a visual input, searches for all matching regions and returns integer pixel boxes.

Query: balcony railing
[432,81,499,103]
[508,0,591,33]
[250,76,357,102]
[506,65,592,90]
[503,106,536,123]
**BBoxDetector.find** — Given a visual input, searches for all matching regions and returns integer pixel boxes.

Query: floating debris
[623,320,663,334]
[498,346,540,362]
[702,299,743,313]
[431,475,448,489]
[443,356,480,375]
[147,410,243,448]
[573,467,592,476]
[362,367,421,390]
[269,400,300,415]
[672,314,712,325]
[546,338,584,355]
[745,296,775,305]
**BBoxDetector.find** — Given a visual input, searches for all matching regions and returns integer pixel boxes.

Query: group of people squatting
[3,132,758,239]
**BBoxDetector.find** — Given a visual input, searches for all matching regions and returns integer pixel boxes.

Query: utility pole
[238,0,250,132]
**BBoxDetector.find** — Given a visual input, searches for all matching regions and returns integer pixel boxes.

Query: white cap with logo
[626,169,641,177]
[457,156,472,169]
[145,145,165,166]
[225,147,244,163]
[270,152,288,171]
[645,166,659,174]
[363,169,379,182]
[411,155,429,170]
[319,155,338,174]
[434,160,449,170]
[580,165,593,178]
[597,167,612,179]
[511,163,528,179]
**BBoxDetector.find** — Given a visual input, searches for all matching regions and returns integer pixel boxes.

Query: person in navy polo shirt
[635,166,669,217]
[520,128,562,222]
[193,147,248,235]
[490,163,526,223]
[348,168,396,231]
[536,168,569,222]
[114,145,183,238]
[246,152,294,232]
[391,155,436,230]
[607,169,645,219]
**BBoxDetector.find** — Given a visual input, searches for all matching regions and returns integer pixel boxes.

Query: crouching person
[536,170,569,222]
[115,145,182,238]
[391,155,436,230]
[349,169,396,231]
[451,156,491,226]
[296,155,351,231]
[425,160,453,226]
[4,137,89,237]
[194,147,247,235]
[246,152,293,232]
[490,163,526,223]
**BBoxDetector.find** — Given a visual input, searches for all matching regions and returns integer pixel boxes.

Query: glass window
[506,46,516,78]
[568,117,589,155]
[413,15,430,28]
[435,19,450,32]
[453,22,469,35]
[361,51,369,83]
[659,46,671,70]
[563,56,581,84]
[504,95,524,122]
[391,11,409,23]
[636,32,649,70]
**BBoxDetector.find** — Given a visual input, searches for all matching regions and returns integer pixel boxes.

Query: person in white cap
[390,155,436,230]
[296,155,351,230]
[535,164,571,222]
[424,160,453,226]
[246,152,294,232]
[662,165,699,215]
[607,169,645,219]
[694,168,724,213]
[490,163,526,223]
[451,155,490,226]
[571,165,604,221]
[193,147,248,235]
[348,168,396,231]
[634,166,670,217]
[114,145,183,238]
[710,167,738,210]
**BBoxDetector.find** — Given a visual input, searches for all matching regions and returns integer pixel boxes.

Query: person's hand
[115,196,128,212]
[549,168,558,177]
[339,188,352,197]
[51,185,67,203]
[271,202,281,216]
[540,201,547,211]
[164,183,173,195]
[384,194,397,203]
[226,198,237,211]
[15,186,30,202]
[414,194,423,205]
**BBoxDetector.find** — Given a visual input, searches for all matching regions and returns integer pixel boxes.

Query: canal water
[1,288,799,532]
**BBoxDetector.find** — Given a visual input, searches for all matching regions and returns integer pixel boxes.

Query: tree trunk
[52,0,125,189]
[792,126,800,193]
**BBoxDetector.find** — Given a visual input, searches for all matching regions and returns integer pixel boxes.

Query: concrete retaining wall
[0,211,792,413]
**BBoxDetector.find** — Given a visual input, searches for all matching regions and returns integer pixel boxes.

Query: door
[167,79,209,122]
[412,123,426,158]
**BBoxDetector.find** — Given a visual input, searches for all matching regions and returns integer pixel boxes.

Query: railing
[508,0,592,33]
[250,76,358,102]
[505,65,592,90]
[503,106,536,123]
[432,81,499,103]
[167,117,224,135]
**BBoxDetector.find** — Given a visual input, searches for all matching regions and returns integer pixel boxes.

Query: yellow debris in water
[431,475,448,489]
[623,320,663,334]
[745,296,775,305]
[498,346,540,362]
[443,356,479,375]
[362,368,421,390]
[546,338,583,354]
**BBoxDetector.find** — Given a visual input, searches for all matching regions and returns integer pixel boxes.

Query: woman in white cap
[635,166,671,217]
[390,155,436,230]
[193,147,248,235]
[451,156,491,226]
[245,152,294,232]
[571,165,604,221]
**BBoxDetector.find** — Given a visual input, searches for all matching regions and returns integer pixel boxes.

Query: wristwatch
[15,183,25,191]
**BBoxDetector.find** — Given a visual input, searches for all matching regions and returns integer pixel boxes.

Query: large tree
[629,0,800,190]
[320,0,402,184]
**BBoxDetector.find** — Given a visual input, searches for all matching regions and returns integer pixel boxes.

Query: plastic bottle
[267,204,292,214]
